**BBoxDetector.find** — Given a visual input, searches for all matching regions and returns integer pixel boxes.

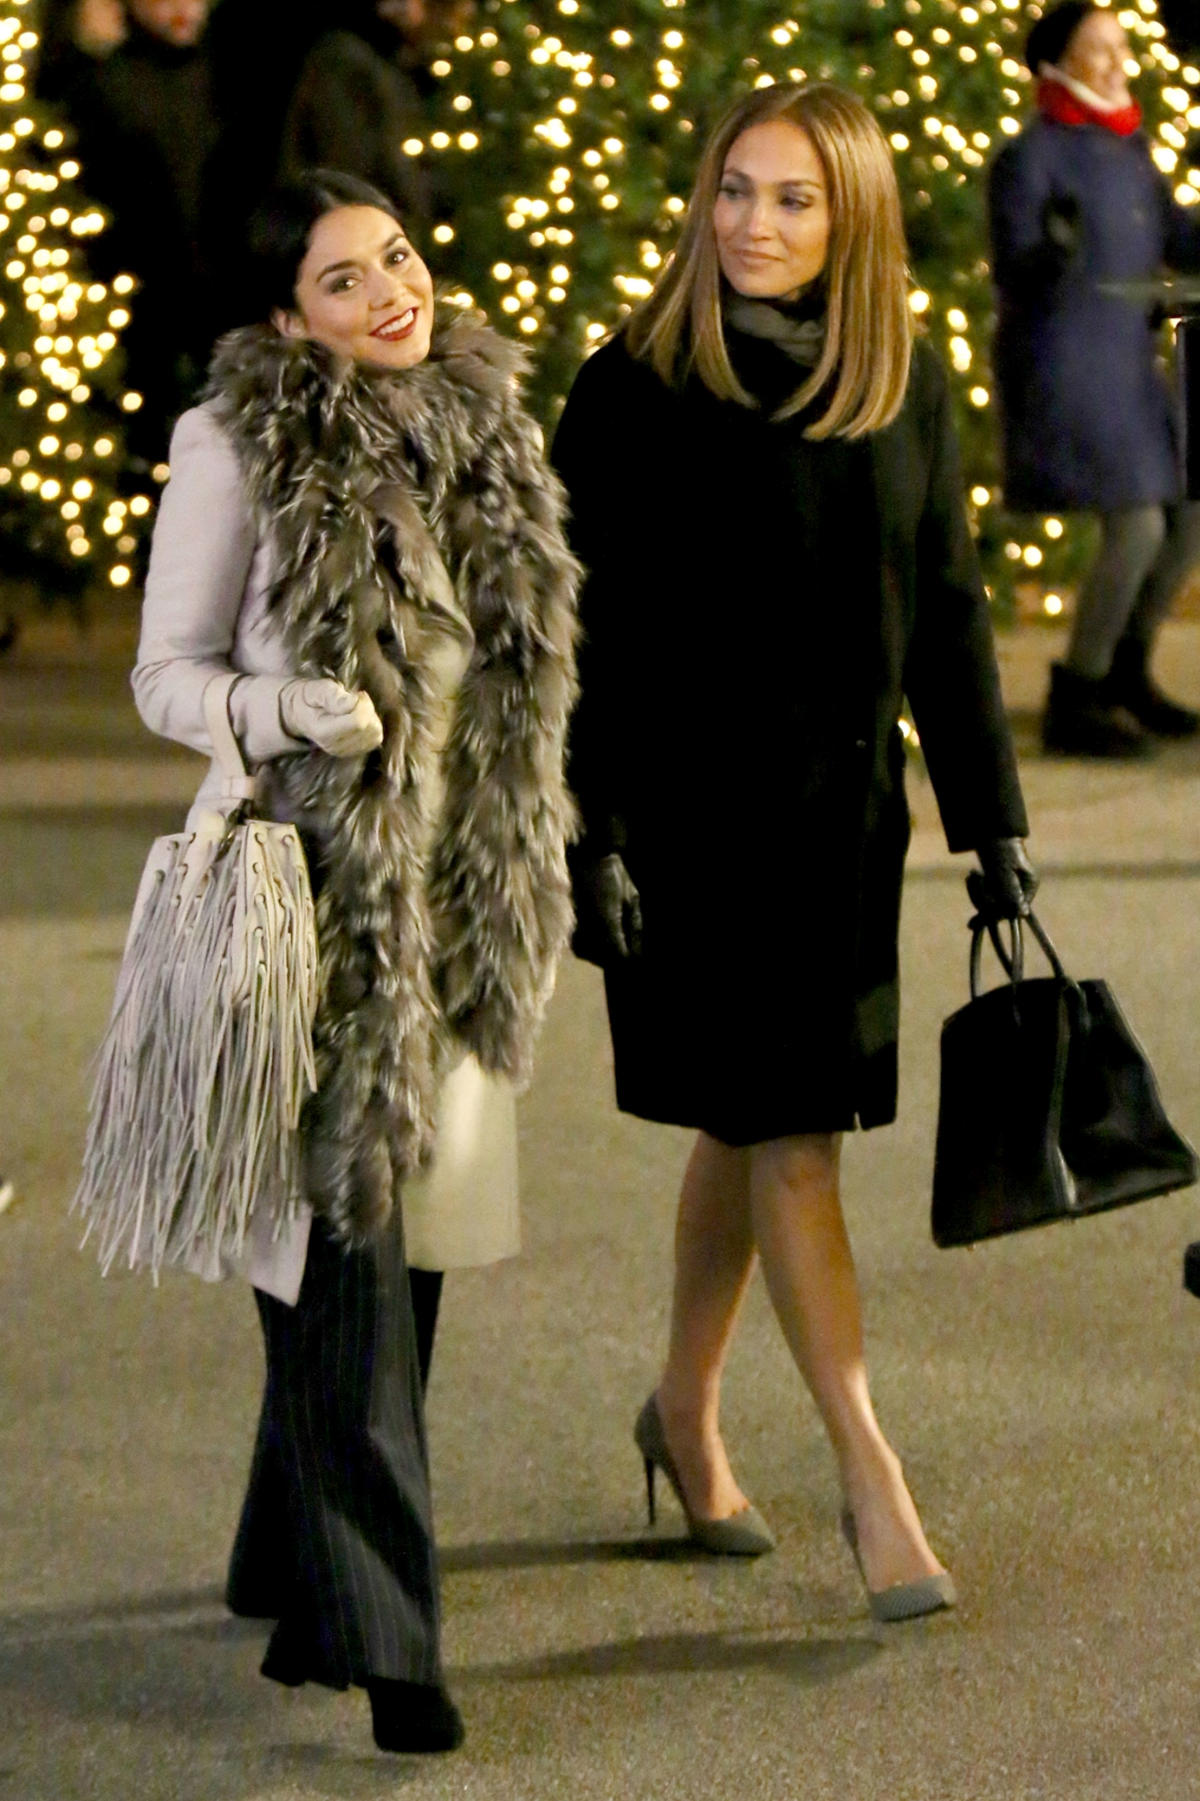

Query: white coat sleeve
[131,406,299,762]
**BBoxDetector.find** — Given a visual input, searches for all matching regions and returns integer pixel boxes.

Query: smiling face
[275,205,435,369]
[1060,10,1133,105]
[713,118,831,302]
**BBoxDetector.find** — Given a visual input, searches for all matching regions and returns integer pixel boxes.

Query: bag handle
[201,671,258,811]
[967,902,1067,999]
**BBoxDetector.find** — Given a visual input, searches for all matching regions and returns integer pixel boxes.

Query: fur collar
[204,314,579,1243]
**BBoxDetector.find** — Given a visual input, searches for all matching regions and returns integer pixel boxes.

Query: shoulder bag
[74,672,319,1278]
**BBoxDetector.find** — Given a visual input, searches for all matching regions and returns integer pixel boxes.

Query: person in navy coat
[989,1,1200,756]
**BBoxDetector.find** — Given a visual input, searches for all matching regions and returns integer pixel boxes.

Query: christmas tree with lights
[0,0,155,609]
[425,0,1199,613]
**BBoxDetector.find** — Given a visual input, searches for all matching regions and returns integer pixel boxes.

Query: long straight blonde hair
[626,82,913,438]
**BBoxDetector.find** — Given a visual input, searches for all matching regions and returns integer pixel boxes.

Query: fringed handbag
[75,672,319,1279]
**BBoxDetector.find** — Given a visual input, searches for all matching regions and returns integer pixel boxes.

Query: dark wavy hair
[241,169,408,322]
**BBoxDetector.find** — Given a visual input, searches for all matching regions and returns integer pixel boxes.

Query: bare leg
[654,1132,759,1521]
[749,1133,944,1592]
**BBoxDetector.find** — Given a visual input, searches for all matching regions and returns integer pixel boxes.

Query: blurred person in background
[989,1,1200,759]
[34,0,126,109]
[280,0,472,236]
[204,0,329,307]
[70,0,220,467]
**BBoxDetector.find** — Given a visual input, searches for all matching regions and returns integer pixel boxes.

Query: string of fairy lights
[0,0,154,589]
[420,0,1197,615]
[1,0,1196,606]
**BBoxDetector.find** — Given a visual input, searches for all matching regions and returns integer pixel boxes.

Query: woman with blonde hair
[554,82,1035,1619]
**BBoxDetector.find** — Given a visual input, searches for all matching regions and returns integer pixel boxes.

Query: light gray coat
[134,315,579,1246]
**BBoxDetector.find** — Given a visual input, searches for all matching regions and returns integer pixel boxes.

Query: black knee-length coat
[552,326,1027,1144]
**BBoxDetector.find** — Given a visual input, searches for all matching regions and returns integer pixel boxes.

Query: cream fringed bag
[75,672,319,1280]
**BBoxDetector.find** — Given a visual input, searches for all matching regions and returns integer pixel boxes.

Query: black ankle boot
[1042,661,1151,758]
[366,1678,465,1755]
[1106,638,1200,738]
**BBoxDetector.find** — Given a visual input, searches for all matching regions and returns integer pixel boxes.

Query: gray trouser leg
[1066,506,1166,679]
[1124,500,1200,649]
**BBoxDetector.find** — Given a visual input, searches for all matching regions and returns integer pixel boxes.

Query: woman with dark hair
[989,1,1200,757]
[554,83,1033,1620]
[131,168,578,1751]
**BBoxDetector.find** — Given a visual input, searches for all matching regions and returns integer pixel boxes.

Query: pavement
[1,606,1200,1801]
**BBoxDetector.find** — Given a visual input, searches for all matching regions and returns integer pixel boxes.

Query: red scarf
[1037,72,1143,137]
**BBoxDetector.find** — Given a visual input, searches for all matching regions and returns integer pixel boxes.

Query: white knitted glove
[279,678,384,758]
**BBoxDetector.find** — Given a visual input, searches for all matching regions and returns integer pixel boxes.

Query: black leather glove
[970,837,1039,920]
[573,852,643,963]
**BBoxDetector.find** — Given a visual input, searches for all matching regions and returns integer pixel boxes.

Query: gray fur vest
[205,315,579,1244]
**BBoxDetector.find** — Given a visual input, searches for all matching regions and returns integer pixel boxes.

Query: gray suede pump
[634,1394,776,1557]
[840,1510,957,1623]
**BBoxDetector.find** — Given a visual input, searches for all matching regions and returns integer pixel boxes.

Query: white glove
[279,678,384,758]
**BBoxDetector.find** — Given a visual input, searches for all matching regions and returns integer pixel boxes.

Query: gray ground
[2,608,1199,1801]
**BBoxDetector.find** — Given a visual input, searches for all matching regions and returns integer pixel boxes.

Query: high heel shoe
[839,1509,957,1623]
[633,1394,776,1556]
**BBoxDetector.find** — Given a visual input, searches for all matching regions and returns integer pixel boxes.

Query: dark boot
[1041,662,1151,758]
[367,1678,465,1754]
[1106,638,1200,738]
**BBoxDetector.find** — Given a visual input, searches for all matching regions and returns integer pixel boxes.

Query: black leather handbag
[931,904,1197,1248]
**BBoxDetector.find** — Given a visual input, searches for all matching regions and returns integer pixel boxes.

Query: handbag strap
[201,672,258,811]
[968,906,1068,998]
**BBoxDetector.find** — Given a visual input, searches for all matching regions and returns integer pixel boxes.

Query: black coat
[73,23,221,453]
[552,328,1027,1144]
[279,30,436,232]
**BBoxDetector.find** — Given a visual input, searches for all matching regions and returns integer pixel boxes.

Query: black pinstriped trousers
[227,1214,443,1690]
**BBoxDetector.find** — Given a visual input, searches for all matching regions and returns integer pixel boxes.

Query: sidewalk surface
[2,608,1199,1801]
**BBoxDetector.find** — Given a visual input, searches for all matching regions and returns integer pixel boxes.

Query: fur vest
[204,314,579,1244]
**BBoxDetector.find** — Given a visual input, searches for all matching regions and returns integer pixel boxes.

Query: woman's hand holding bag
[971,837,1039,919]
[280,677,383,757]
